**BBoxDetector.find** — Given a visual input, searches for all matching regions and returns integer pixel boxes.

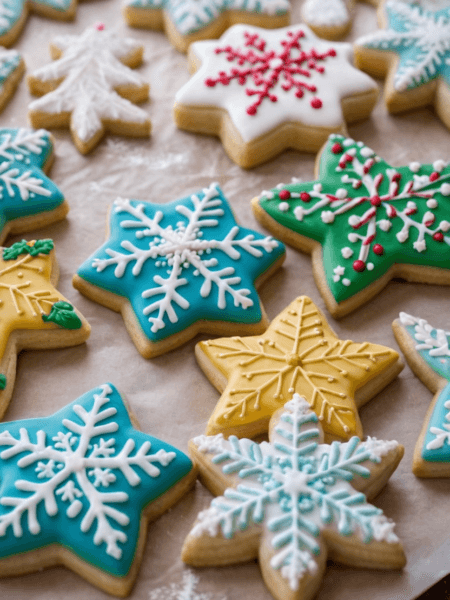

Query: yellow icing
[198,296,399,440]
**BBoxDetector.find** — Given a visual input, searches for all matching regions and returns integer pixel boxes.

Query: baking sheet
[1,1,450,599]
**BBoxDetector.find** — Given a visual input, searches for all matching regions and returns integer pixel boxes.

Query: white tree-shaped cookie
[183,395,405,600]
[27,25,151,154]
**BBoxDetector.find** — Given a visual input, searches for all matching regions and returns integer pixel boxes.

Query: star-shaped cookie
[0,383,196,595]
[0,49,24,113]
[0,239,90,418]
[173,24,378,168]
[74,183,285,358]
[196,296,403,441]
[252,134,450,318]
[124,0,290,53]
[354,1,450,128]
[182,395,405,600]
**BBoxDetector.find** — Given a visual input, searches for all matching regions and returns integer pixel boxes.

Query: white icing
[341,246,353,258]
[399,312,450,356]
[301,0,350,27]
[441,183,450,196]
[409,162,421,173]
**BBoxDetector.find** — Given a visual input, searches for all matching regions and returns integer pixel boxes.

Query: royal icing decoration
[28,26,150,153]
[183,395,405,599]
[198,296,401,441]
[0,383,193,589]
[255,134,450,311]
[0,127,65,243]
[301,0,352,32]
[174,24,377,143]
[75,183,284,354]
[0,48,22,107]
[356,2,450,92]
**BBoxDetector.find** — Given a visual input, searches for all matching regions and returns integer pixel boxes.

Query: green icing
[42,301,82,330]
[0,375,6,390]
[257,134,450,304]
[3,239,54,261]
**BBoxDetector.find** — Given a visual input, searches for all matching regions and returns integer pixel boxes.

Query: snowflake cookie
[354,1,450,129]
[252,134,450,318]
[123,0,289,54]
[182,394,405,600]
[393,313,450,477]
[0,48,23,112]
[196,295,403,441]
[27,25,151,155]
[0,239,90,418]
[173,24,378,169]
[74,182,285,358]
[0,382,196,595]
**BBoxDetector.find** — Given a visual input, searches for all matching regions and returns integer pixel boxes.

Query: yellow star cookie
[196,296,402,440]
[0,239,90,417]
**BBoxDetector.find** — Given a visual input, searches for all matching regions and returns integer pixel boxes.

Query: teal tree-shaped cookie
[182,394,405,600]
[74,182,285,357]
[253,134,450,317]
[0,127,66,243]
[0,383,195,595]
[393,313,450,477]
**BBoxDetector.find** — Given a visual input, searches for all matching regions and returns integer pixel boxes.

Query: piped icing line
[182,394,405,597]
[254,134,450,308]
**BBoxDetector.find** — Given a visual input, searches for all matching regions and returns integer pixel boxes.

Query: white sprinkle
[342,278,351,286]
[427,198,438,209]
[367,262,374,270]
[409,162,421,173]
[278,202,289,212]
[441,183,450,196]
[336,188,347,199]
[341,247,354,259]
[433,159,446,172]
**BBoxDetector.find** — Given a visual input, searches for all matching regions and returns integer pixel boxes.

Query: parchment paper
[1,2,449,599]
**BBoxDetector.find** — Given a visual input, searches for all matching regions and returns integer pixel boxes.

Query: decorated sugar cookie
[0,127,68,244]
[28,25,151,155]
[196,296,403,441]
[354,2,450,129]
[0,48,23,112]
[173,24,378,168]
[124,0,290,53]
[252,134,450,318]
[0,239,90,418]
[74,183,285,358]
[182,395,405,600]
[393,313,450,477]
[0,382,196,595]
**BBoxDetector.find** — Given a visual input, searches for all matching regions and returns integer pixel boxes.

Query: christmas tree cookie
[252,134,450,318]
[393,313,450,477]
[182,395,405,600]
[74,183,285,358]
[27,25,151,155]
[173,24,378,168]
[0,239,90,418]
[354,1,450,130]
[0,49,24,113]
[196,296,403,441]
[0,383,196,595]
[123,0,290,53]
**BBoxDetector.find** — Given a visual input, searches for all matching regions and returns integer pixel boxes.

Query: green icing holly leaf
[0,375,6,390]
[42,301,82,330]
[3,239,54,261]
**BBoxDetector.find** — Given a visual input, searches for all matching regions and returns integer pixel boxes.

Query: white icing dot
[409,162,421,173]
[360,146,374,157]
[335,188,347,199]
[440,220,450,232]
[427,198,438,209]
[413,239,426,252]
[294,206,304,221]
[406,201,417,210]
[343,138,354,146]
[367,262,374,271]
[333,265,345,276]
[341,247,353,259]
[440,183,450,196]
[378,219,392,232]
[348,215,359,227]
[321,211,334,224]
[348,233,358,243]
[342,278,351,286]
[397,231,408,243]
[278,202,289,212]
[313,183,322,192]
[433,159,446,172]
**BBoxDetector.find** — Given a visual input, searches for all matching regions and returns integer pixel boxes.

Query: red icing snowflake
[204,30,337,116]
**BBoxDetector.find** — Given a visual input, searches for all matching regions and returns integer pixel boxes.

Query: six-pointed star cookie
[123,0,290,53]
[196,296,403,441]
[182,395,405,600]
[0,239,90,418]
[74,182,285,358]
[252,134,450,318]
[0,127,68,244]
[173,24,378,168]
[0,382,196,595]
[393,313,450,477]
[354,1,450,128]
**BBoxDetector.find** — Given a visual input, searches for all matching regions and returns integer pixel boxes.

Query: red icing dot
[300,192,311,202]
[353,260,366,272]
[430,171,440,182]
[433,232,444,242]
[310,97,323,109]
[279,189,291,200]
[392,173,401,182]
[331,142,343,154]
[247,106,257,115]
[370,195,382,207]
[205,78,216,87]
[95,22,105,30]
[329,49,336,57]
[373,244,384,255]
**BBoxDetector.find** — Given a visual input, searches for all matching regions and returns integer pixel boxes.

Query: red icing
[300,192,311,202]
[370,195,382,207]
[433,232,444,242]
[331,142,343,154]
[353,260,366,272]
[310,97,322,109]
[373,244,384,255]
[279,189,291,200]
[429,172,439,182]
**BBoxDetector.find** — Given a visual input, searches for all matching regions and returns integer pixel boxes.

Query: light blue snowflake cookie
[74,182,285,358]
[354,1,450,128]
[182,394,405,600]
[0,127,67,244]
[0,383,196,595]
[0,48,23,112]
[393,313,450,477]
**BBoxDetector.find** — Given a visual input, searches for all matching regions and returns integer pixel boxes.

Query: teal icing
[0,383,193,577]
[0,50,21,88]
[0,0,73,37]
[404,322,450,381]
[422,382,450,462]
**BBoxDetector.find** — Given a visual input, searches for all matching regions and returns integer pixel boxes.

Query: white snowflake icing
[302,0,350,28]
[357,1,450,91]
[0,384,177,560]
[148,571,227,600]
[190,395,400,591]
[399,312,450,356]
